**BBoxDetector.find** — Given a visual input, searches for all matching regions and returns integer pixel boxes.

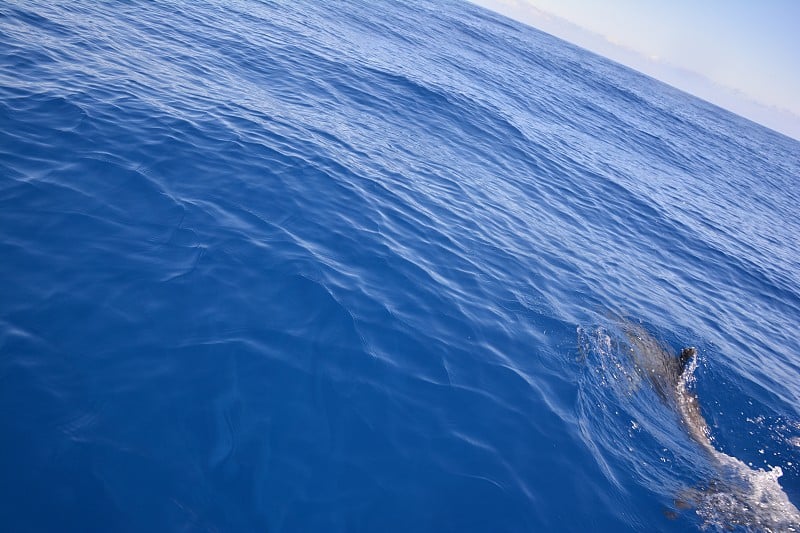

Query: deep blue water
[2,1,800,531]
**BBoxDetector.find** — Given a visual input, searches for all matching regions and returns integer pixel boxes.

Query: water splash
[688,453,800,532]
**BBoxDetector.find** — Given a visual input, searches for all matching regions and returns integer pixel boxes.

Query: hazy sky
[469,0,800,139]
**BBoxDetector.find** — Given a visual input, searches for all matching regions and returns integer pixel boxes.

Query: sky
[469,0,800,140]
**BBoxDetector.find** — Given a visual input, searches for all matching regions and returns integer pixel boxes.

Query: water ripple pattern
[1,1,799,531]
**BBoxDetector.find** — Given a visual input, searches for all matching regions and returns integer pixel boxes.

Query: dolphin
[622,324,711,453]
[619,322,800,530]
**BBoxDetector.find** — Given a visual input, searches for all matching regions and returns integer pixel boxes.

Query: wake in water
[577,321,800,532]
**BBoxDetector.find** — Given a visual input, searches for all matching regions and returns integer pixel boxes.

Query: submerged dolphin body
[621,323,800,531]
[622,324,711,453]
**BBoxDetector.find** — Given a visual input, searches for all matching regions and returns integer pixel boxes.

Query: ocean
[1,1,799,531]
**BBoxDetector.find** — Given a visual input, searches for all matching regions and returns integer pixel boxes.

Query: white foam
[692,451,800,531]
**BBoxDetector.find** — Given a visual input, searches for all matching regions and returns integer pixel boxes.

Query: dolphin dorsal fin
[679,347,697,374]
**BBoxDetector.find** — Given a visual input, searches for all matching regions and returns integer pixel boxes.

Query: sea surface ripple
[1,1,799,531]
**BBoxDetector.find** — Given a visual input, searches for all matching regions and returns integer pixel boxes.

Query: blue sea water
[2,0,800,531]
